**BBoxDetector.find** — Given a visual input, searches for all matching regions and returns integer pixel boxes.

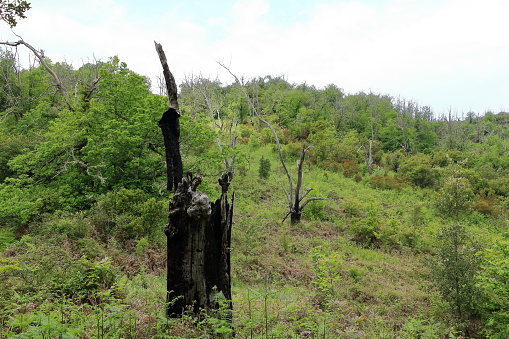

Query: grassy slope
[228,144,450,338]
[1,143,494,338]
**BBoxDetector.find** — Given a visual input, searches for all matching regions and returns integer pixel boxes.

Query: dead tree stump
[155,42,233,322]
[164,172,233,316]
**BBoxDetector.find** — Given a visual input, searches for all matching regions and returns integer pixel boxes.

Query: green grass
[0,143,502,338]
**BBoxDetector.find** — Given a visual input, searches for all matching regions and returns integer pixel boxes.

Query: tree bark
[158,107,183,192]
[361,140,374,175]
[154,41,183,192]
[165,172,233,317]
[155,43,233,323]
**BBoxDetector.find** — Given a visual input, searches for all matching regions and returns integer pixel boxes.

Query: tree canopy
[0,0,30,27]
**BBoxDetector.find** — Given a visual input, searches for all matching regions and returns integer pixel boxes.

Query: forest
[1,43,509,338]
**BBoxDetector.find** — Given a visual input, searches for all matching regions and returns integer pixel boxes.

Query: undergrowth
[0,144,502,338]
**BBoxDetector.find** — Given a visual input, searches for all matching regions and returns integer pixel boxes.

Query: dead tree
[186,75,237,172]
[155,43,234,322]
[0,39,73,111]
[360,140,374,175]
[155,42,183,191]
[0,40,65,96]
[219,62,325,225]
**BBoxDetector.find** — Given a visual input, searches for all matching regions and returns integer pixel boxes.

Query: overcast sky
[1,0,508,116]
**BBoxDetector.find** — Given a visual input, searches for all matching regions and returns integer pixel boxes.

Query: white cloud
[1,0,507,114]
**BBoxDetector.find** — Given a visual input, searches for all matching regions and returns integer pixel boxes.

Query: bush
[351,215,379,245]
[38,211,91,240]
[432,223,483,323]
[399,153,437,188]
[488,176,509,197]
[369,176,407,190]
[310,247,342,305]
[62,258,117,297]
[342,198,364,217]
[477,239,509,338]
[0,229,15,251]
[340,160,359,178]
[302,199,326,221]
[258,155,271,179]
[436,177,475,219]
[92,188,166,242]
[0,176,43,230]
[382,150,405,172]
[1,238,117,301]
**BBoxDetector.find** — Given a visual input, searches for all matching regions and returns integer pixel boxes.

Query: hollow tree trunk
[154,42,233,320]
[164,172,233,316]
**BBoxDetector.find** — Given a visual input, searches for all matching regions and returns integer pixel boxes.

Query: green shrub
[399,153,437,188]
[0,229,15,251]
[0,176,43,230]
[310,247,342,305]
[488,176,509,197]
[258,155,271,179]
[436,177,475,219]
[432,223,482,322]
[476,239,509,338]
[369,176,407,190]
[342,198,364,217]
[0,134,30,183]
[400,317,445,338]
[351,215,379,245]
[382,149,405,172]
[1,238,118,301]
[302,198,327,221]
[135,237,150,255]
[92,188,166,242]
[38,211,91,240]
[63,258,117,297]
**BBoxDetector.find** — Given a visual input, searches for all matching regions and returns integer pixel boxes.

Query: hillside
[1,54,509,338]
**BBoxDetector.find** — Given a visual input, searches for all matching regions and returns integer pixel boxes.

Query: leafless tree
[183,75,237,172]
[219,61,325,224]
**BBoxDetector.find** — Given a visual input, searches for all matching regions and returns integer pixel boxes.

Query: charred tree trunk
[155,42,183,191]
[165,172,233,316]
[155,42,233,323]
[159,107,183,191]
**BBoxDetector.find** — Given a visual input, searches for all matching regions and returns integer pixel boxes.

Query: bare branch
[273,175,291,207]
[298,188,314,203]
[192,76,236,171]
[0,40,65,97]
[281,210,292,223]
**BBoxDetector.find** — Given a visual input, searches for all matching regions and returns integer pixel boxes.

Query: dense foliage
[1,48,509,337]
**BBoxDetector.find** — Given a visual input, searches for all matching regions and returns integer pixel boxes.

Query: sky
[1,0,508,116]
